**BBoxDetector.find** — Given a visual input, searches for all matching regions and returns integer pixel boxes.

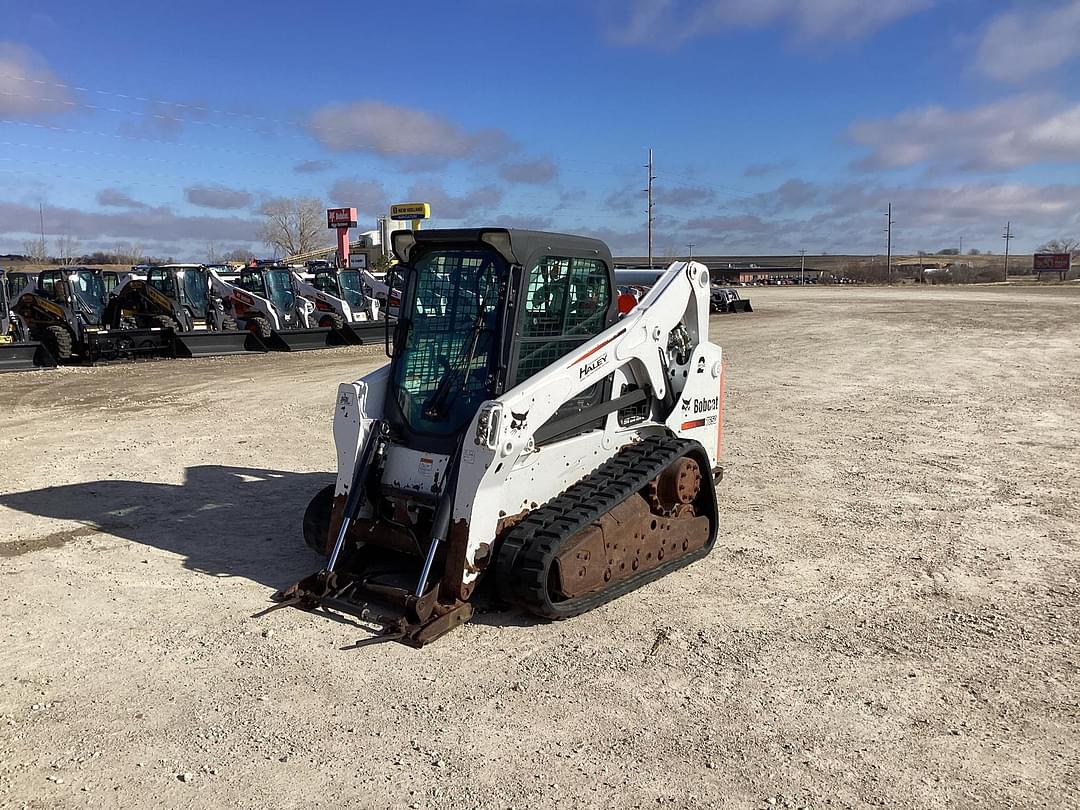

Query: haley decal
[579,353,608,380]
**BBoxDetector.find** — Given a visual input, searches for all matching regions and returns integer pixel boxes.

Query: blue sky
[3,0,1080,259]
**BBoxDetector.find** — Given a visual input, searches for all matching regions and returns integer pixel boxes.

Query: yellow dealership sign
[390,202,431,221]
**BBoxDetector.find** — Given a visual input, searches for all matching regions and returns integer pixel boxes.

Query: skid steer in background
[4,271,34,300]
[105,264,266,356]
[210,265,335,352]
[0,275,55,371]
[271,228,724,647]
[359,268,403,317]
[710,286,753,314]
[13,267,173,363]
[290,266,383,344]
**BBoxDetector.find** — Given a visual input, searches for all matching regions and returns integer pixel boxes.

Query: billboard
[327,207,358,229]
[390,202,431,221]
[1033,253,1071,271]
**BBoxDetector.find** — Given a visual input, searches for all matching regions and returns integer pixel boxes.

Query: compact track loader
[273,228,725,647]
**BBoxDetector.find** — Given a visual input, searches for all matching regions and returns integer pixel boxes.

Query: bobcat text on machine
[270,228,725,647]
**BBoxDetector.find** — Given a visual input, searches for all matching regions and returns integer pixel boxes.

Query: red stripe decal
[681,418,706,430]
[568,328,627,367]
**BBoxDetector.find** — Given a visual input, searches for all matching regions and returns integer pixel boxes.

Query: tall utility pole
[38,203,46,260]
[1002,222,1014,281]
[687,243,695,259]
[959,234,963,256]
[799,249,806,285]
[645,148,655,269]
[884,203,894,284]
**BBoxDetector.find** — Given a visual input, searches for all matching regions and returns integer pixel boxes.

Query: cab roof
[391,228,613,270]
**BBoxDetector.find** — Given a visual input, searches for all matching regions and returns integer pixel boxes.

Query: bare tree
[56,235,80,266]
[1037,238,1080,256]
[22,238,46,262]
[258,197,329,258]
[115,241,144,266]
[224,247,256,263]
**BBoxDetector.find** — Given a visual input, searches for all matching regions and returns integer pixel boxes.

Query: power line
[884,203,894,284]
[1002,222,1014,281]
[646,148,655,269]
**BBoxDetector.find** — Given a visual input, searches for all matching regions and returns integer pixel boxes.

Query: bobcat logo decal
[510,410,529,431]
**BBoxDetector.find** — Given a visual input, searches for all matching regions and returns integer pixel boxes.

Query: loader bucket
[174,330,268,357]
[266,327,335,352]
[330,324,361,345]
[730,299,753,313]
[339,322,387,346]
[0,341,57,372]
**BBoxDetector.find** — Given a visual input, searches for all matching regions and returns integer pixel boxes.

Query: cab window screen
[148,270,177,298]
[514,256,610,385]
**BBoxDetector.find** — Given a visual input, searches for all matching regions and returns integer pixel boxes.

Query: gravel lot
[1,285,1077,809]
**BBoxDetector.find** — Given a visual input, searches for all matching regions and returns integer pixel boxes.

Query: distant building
[614,256,823,284]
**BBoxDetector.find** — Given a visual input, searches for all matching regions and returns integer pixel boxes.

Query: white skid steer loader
[269,228,724,646]
[289,268,383,345]
[209,266,334,352]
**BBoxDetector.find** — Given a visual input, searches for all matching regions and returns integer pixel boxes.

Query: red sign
[1033,253,1070,271]
[327,207,357,229]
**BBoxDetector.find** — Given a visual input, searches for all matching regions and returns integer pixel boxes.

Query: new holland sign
[390,202,431,221]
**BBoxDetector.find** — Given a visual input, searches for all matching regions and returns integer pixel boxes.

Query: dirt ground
[1,285,1077,809]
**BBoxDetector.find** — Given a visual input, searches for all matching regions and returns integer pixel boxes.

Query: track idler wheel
[647,456,702,515]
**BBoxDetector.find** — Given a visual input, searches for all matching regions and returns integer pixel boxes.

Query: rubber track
[495,434,718,619]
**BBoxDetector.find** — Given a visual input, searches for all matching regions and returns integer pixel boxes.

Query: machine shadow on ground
[1,465,552,629]
[0,465,331,589]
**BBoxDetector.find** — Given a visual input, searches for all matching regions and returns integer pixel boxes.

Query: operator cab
[238,265,299,324]
[388,228,617,453]
[4,271,32,299]
[145,265,210,318]
[311,267,369,310]
[38,267,107,325]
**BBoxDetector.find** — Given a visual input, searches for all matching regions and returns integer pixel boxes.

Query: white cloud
[647,177,1080,253]
[605,182,718,214]
[307,101,515,167]
[185,184,253,210]
[97,188,148,210]
[976,1,1080,82]
[607,0,932,46]
[404,182,504,220]
[0,199,259,256]
[118,100,208,141]
[848,95,1080,171]
[0,42,73,119]
[327,178,388,216]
